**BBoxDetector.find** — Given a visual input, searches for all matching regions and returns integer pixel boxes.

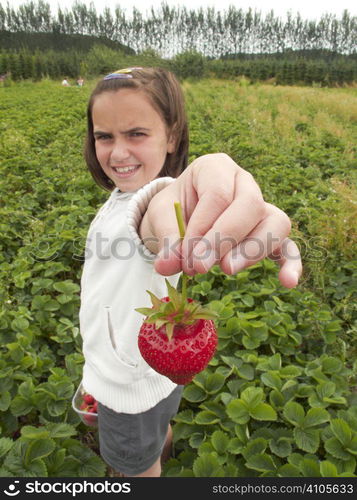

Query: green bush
[172,51,207,79]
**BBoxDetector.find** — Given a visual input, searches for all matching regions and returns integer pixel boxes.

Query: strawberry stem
[174,202,188,302]
[174,202,186,239]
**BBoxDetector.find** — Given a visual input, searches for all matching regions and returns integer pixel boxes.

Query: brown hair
[84,67,189,191]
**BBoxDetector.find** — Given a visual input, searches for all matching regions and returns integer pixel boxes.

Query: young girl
[80,67,301,477]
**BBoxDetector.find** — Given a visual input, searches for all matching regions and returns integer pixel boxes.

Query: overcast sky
[7,0,357,19]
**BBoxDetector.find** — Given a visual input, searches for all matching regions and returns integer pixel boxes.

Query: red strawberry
[136,280,218,385]
[83,413,97,425]
[83,393,95,405]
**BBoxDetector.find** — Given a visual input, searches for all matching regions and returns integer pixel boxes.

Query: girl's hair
[84,67,189,191]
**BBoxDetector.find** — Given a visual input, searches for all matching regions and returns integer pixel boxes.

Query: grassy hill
[0,30,135,54]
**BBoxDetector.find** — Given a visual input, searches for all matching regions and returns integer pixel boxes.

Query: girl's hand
[140,153,302,288]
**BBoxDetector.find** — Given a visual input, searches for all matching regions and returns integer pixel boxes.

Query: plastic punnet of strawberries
[136,202,219,385]
[79,393,98,426]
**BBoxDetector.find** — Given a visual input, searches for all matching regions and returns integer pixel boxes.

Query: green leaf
[165,279,181,309]
[53,280,80,295]
[211,431,230,454]
[268,353,282,370]
[199,442,215,456]
[346,436,357,455]
[246,453,277,473]
[300,458,321,477]
[46,423,77,439]
[294,427,320,453]
[261,372,282,391]
[280,365,303,378]
[325,437,353,460]
[27,458,48,476]
[3,442,48,477]
[283,401,305,426]
[77,455,107,477]
[316,382,336,400]
[173,423,195,442]
[195,411,220,425]
[47,399,67,416]
[0,391,11,411]
[0,438,14,458]
[10,395,33,416]
[135,307,153,316]
[25,438,56,464]
[193,453,224,477]
[147,290,162,309]
[288,453,304,467]
[236,364,255,380]
[174,410,195,425]
[205,373,226,394]
[320,461,338,477]
[227,438,245,454]
[270,438,292,458]
[240,387,264,409]
[277,464,301,477]
[330,419,352,447]
[61,439,106,477]
[250,403,277,421]
[321,357,342,374]
[183,384,206,403]
[243,438,267,459]
[44,449,66,475]
[220,355,242,369]
[21,426,50,440]
[241,294,254,307]
[303,408,330,428]
[226,399,250,424]
[269,390,285,409]
[189,433,205,449]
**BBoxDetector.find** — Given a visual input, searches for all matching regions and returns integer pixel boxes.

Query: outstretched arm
[139,153,302,288]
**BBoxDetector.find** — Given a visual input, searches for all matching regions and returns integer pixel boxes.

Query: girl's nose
[110,139,130,162]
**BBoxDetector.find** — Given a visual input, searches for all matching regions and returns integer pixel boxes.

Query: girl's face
[92,89,175,192]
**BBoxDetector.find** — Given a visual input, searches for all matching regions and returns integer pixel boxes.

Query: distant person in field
[79,67,302,477]
[62,78,70,86]
[77,77,84,87]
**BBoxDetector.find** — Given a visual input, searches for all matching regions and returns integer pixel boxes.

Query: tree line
[1,44,356,87]
[0,1,356,58]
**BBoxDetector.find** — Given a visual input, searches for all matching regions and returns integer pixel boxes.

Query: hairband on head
[103,67,143,80]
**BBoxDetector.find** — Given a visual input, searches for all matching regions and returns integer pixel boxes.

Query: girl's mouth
[111,165,141,178]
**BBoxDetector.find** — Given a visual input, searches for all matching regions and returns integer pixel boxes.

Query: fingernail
[229,253,247,274]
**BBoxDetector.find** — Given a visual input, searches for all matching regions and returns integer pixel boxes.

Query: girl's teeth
[113,166,138,173]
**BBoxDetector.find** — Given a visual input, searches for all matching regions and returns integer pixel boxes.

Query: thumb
[154,234,183,276]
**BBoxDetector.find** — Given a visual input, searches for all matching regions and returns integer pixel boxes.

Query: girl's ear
[167,126,177,154]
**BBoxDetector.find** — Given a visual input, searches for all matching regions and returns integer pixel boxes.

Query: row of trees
[1,46,355,86]
[0,1,356,57]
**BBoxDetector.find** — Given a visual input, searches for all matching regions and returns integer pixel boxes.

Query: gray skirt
[97,385,183,476]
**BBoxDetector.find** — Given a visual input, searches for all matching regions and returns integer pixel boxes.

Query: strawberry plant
[162,263,357,477]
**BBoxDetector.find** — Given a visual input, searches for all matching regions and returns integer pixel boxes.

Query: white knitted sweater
[79,177,180,414]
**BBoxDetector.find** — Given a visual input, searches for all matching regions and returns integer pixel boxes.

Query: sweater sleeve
[126,177,175,259]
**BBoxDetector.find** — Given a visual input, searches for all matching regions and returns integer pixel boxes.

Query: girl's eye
[95,134,111,141]
[130,132,146,138]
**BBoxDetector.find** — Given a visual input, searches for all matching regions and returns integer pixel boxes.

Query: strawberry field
[0,78,356,477]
